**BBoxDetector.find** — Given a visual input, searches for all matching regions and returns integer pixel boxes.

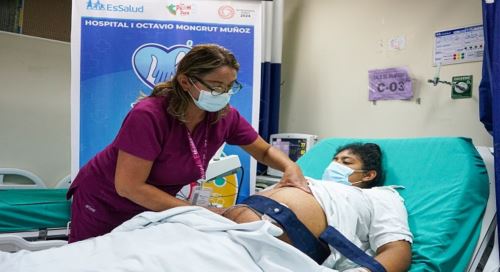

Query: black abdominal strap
[240,195,386,272]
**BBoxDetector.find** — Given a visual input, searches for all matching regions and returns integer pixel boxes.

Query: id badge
[190,185,212,207]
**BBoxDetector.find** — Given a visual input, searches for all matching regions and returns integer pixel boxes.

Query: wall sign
[368,67,413,101]
[434,25,484,66]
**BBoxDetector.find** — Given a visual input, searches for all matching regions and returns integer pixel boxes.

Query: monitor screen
[271,138,308,162]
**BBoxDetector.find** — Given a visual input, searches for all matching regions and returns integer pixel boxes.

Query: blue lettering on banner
[86,0,144,13]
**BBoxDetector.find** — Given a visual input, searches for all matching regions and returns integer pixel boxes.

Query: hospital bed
[296,137,498,271]
[0,137,498,271]
[0,169,71,252]
[0,154,241,253]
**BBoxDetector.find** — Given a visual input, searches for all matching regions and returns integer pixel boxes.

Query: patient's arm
[373,240,412,272]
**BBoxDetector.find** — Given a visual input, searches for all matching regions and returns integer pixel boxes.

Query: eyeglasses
[190,76,243,96]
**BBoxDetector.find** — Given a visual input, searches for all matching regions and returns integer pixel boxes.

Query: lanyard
[186,119,209,183]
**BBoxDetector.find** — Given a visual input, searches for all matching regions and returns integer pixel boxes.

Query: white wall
[0,32,70,187]
[281,0,492,147]
[0,1,492,187]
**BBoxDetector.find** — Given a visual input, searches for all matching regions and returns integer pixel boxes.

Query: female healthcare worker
[67,44,308,243]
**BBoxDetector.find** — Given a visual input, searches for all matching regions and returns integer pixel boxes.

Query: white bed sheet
[0,206,335,272]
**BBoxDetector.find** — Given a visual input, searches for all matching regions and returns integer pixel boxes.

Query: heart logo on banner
[132,42,192,89]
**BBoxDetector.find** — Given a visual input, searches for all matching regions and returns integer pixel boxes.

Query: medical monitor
[267,133,318,177]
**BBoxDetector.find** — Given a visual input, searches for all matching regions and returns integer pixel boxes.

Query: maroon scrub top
[67,96,258,242]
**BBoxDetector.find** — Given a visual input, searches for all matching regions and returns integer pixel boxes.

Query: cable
[177,191,187,199]
[215,178,237,189]
[256,162,268,176]
[235,166,244,204]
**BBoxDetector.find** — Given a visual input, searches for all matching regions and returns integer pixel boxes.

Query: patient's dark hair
[335,142,384,187]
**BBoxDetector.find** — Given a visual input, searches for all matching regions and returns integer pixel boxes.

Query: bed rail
[0,168,46,189]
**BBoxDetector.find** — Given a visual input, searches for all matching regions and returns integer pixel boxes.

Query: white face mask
[188,79,231,112]
[321,161,365,186]
[190,89,230,112]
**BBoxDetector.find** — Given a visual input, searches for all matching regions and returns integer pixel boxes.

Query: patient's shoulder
[364,186,405,203]
[363,186,408,220]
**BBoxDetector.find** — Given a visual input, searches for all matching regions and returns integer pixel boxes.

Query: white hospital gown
[308,178,413,271]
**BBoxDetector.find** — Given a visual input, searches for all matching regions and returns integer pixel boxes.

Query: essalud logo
[86,0,144,13]
[86,0,105,10]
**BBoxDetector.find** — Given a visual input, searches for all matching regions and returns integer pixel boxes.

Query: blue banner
[72,0,263,200]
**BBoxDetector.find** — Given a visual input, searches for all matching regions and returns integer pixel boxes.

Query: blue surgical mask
[322,161,365,186]
[189,88,230,112]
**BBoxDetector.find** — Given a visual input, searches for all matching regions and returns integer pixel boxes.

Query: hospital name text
[83,20,252,34]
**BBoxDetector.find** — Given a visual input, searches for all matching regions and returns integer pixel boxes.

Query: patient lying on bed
[0,143,411,272]
[224,143,413,272]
